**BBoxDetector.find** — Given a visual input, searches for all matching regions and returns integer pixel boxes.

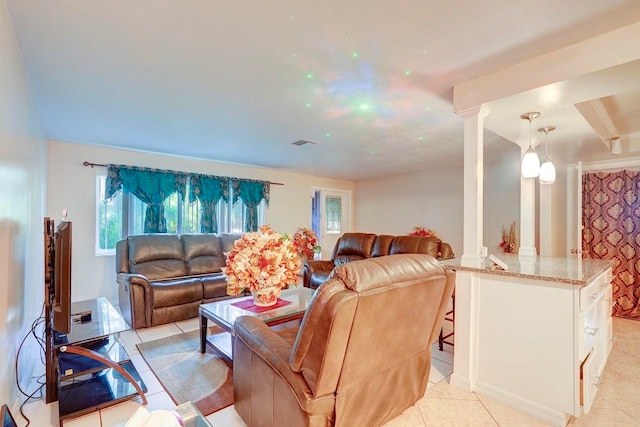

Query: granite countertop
[441,254,613,285]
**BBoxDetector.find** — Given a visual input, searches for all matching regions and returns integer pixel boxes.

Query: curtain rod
[82,161,285,185]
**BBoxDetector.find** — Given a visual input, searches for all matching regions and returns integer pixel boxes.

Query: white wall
[355,146,522,259]
[484,150,522,256]
[0,0,47,410]
[47,140,354,304]
[355,167,464,253]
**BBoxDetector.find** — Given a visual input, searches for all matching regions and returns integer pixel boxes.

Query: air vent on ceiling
[292,139,318,146]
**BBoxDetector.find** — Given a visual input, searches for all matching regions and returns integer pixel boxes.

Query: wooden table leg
[200,314,208,354]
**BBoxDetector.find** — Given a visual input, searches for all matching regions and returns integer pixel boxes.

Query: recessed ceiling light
[292,139,318,146]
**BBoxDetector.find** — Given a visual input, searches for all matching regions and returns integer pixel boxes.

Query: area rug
[137,329,233,416]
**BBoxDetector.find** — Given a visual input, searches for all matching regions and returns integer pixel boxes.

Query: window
[96,176,123,256]
[325,196,342,234]
[95,175,266,255]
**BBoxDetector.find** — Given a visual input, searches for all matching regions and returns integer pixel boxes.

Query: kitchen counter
[442,254,612,285]
[447,254,614,426]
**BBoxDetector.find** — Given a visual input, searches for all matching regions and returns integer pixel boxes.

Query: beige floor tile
[383,404,425,427]
[140,390,177,412]
[568,407,640,426]
[136,367,164,396]
[423,378,478,401]
[98,399,141,427]
[609,318,640,340]
[118,329,140,346]
[589,374,640,411]
[129,351,151,373]
[175,317,200,333]
[20,399,59,427]
[432,342,454,365]
[117,330,142,355]
[61,411,101,427]
[476,394,554,426]
[416,398,499,426]
[428,358,453,383]
[206,405,248,427]
[135,323,183,342]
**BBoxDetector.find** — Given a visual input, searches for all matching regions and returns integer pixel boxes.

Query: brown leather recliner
[304,232,454,289]
[233,253,456,427]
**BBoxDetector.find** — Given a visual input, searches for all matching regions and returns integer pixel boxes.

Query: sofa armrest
[302,260,334,288]
[438,243,454,260]
[117,273,152,329]
[233,316,335,420]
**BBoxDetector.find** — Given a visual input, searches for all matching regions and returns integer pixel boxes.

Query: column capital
[456,104,491,119]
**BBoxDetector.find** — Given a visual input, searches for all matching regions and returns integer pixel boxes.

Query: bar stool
[438,291,454,351]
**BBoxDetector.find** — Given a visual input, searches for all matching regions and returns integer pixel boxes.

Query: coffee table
[199,287,315,362]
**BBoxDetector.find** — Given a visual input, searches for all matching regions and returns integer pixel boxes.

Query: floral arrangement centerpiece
[292,227,321,261]
[223,225,302,306]
[499,221,517,253]
[409,226,437,238]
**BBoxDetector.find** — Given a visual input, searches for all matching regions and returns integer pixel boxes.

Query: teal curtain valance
[105,164,188,233]
[232,178,270,232]
[104,162,273,234]
[189,174,230,233]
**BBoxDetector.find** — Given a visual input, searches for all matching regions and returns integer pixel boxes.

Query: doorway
[311,188,352,259]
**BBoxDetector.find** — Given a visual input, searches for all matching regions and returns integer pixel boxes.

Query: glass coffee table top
[199,287,315,361]
[200,287,315,331]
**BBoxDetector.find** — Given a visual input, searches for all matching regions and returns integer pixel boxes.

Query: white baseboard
[449,373,471,392]
[474,381,570,427]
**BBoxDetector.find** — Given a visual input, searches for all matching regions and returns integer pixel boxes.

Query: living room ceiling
[6,1,640,180]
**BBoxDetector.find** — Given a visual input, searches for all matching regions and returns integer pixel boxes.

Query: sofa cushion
[128,235,187,280]
[201,274,229,299]
[333,233,377,260]
[182,234,224,258]
[371,235,394,257]
[182,234,226,274]
[220,233,242,254]
[151,278,203,308]
[389,236,441,258]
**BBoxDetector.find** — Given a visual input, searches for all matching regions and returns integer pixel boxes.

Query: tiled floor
[16,317,640,426]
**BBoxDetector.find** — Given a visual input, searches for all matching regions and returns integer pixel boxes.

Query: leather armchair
[233,254,455,427]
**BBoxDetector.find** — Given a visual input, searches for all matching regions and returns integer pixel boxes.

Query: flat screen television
[52,220,72,334]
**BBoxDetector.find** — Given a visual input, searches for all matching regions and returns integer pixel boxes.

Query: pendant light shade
[538,125,556,184]
[539,160,556,184]
[521,147,541,178]
[520,112,540,178]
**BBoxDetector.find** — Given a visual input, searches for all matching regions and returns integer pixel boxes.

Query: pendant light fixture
[610,136,622,155]
[520,112,541,178]
[538,125,556,184]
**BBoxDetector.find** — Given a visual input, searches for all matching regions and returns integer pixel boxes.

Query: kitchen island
[443,255,613,427]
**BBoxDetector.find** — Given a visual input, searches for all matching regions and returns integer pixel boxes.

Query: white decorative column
[458,105,491,267]
[519,142,537,259]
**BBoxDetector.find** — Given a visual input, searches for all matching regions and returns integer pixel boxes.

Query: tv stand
[47,298,147,422]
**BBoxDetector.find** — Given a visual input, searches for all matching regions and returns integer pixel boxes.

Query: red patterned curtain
[583,170,640,318]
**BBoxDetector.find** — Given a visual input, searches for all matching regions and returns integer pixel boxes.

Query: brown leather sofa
[303,232,454,289]
[116,233,241,329]
[233,253,456,427]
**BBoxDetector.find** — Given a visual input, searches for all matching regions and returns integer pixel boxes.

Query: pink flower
[409,226,436,238]
[292,227,321,260]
